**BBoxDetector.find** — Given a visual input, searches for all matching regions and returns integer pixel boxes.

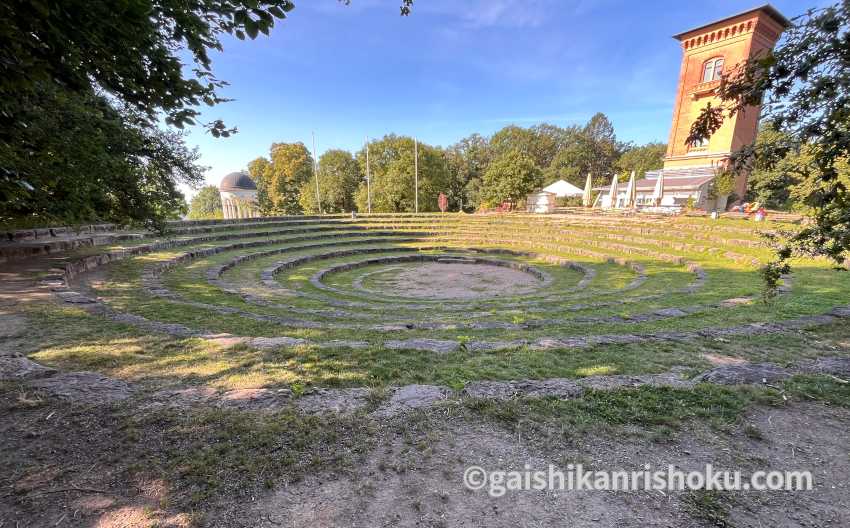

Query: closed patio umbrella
[652,171,665,206]
[607,174,619,209]
[582,173,593,207]
[624,170,636,209]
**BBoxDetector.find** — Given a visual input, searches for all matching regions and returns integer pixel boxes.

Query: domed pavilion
[219,171,260,219]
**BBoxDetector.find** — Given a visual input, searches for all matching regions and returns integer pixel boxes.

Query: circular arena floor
[350,260,545,300]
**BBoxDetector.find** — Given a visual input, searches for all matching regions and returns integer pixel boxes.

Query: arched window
[702,57,724,82]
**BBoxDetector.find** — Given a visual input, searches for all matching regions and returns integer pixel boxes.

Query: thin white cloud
[421,0,613,29]
[460,0,549,28]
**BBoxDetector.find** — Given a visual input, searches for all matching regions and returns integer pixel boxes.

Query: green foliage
[439,116,627,199]
[188,186,223,220]
[544,113,625,187]
[247,157,274,214]
[246,114,644,216]
[747,125,850,213]
[0,0,295,136]
[250,143,314,215]
[688,2,850,266]
[0,0,295,229]
[759,259,791,304]
[354,135,450,212]
[747,125,799,209]
[482,150,543,206]
[299,149,360,213]
[709,170,736,199]
[444,133,493,211]
[491,124,570,170]
[615,142,666,179]
[557,195,584,207]
[0,87,200,231]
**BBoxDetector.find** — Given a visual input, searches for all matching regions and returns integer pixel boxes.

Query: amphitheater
[6,212,850,526]
[5,212,850,407]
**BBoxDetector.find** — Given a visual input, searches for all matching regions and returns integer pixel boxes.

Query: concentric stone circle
[50,213,844,366]
[312,254,553,301]
[349,261,540,300]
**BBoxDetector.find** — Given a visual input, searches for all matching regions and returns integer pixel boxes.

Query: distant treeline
[209,113,668,216]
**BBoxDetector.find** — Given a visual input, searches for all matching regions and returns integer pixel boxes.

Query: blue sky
[181,0,811,196]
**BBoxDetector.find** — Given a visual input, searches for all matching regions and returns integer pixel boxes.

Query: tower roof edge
[672,4,790,40]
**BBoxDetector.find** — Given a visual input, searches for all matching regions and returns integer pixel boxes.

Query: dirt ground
[2,386,849,528]
[362,262,544,300]
[215,404,849,528]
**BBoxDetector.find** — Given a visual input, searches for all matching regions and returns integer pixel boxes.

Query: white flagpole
[312,132,322,215]
[414,138,419,214]
[365,136,371,214]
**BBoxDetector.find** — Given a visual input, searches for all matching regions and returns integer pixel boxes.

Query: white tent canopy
[542,179,583,197]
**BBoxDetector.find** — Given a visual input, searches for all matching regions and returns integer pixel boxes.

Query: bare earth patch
[224,402,850,528]
[363,262,544,300]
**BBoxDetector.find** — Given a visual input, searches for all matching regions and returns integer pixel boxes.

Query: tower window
[702,57,724,82]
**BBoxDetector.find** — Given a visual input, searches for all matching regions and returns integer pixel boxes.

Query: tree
[250,143,314,215]
[0,86,201,230]
[531,123,575,168]
[354,135,450,212]
[444,133,493,211]
[1,0,408,229]
[490,126,537,160]
[787,154,850,215]
[490,124,572,170]
[188,185,223,220]
[746,125,799,209]
[615,142,667,179]
[708,170,737,201]
[688,2,850,267]
[746,126,850,211]
[1,1,295,137]
[544,114,624,187]
[247,157,274,214]
[0,1,292,229]
[299,149,360,213]
[582,113,625,179]
[482,150,543,206]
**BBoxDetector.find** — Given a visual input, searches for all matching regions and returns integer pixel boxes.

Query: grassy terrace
[35,213,848,390]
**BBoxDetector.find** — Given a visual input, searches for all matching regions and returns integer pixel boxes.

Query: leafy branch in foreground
[688,2,850,276]
[1,0,296,136]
